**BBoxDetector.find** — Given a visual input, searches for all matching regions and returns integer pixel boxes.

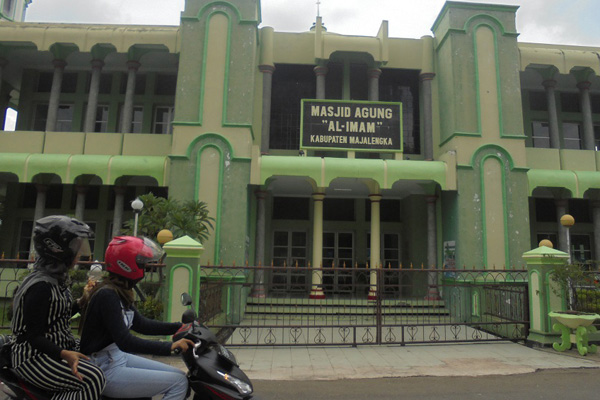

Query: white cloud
[25,0,599,46]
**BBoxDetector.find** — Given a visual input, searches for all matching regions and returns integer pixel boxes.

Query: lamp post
[131,197,144,237]
[560,214,575,264]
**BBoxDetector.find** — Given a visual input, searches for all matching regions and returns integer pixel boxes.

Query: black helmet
[33,215,94,265]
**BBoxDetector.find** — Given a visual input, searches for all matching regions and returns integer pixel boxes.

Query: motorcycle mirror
[181,293,193,306]
[182,309,196,324]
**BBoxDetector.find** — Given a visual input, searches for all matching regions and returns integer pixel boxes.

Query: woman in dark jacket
[79,236,193,400]
[11,216,106,400]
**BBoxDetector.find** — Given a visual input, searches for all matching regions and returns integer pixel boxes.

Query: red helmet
[105,236,165,284]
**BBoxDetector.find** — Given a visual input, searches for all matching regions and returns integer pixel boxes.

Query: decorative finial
[317,0,321,18]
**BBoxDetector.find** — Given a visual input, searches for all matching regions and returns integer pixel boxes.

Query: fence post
[523,246,569,346]
[163,235,204,323]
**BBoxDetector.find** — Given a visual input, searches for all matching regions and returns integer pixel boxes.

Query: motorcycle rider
[79,236,194,400]
[11,215,106,400]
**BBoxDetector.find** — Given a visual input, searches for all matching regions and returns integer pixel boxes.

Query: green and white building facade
[0,0,599,299]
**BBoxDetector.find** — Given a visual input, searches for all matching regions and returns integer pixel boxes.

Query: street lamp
[131,197,144,237]
[560,214,575,263]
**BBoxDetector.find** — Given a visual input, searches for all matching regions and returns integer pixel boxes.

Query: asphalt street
[252,368,600,400]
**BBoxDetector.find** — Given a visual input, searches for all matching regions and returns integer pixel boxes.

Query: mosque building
[0,0,599,299]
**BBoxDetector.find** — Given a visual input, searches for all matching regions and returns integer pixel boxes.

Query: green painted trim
[469,144,515,170]
[464,14,514,36]
[172,121,202,127]
[222,122,255,140]
[0,12,14,21]
[215,10,233,128]
[195,144,224,265]
[432,2,519,33]
[196,1,244,23]
[259,155,448,190]
[502,134,528,139]
[188,3,258,127]
[90,43,117,61]
[49,43,79,60]
[471,22,503,137]
[167,263,194,323]
[478,153,510,267]
[439,131,481,147]
[527,169,577,197]
[185,133,234,159]
[574,171,600,197]
[0,153,168,185]
[434,28,464,51]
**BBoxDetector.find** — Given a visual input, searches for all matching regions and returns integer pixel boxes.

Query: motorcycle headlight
[216,344,238,366]
[217,371,253,395]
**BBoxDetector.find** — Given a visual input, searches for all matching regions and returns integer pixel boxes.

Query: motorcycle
[0,292,258,400]
[173,292,258,400]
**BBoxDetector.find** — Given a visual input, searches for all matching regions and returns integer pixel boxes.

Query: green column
[523,246,569,346]
[163,235,204,322]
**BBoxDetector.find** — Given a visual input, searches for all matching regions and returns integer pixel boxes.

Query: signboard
[300,99,403,152]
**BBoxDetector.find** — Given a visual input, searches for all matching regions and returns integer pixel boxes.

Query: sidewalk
[152,341,600,381]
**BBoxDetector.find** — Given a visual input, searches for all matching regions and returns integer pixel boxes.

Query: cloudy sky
[24,0,600,47]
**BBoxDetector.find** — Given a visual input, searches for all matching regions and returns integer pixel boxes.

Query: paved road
[252,368,600,400]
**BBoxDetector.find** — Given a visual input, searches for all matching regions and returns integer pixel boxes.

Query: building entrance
[270,230,309,293]
[322,232,354,295]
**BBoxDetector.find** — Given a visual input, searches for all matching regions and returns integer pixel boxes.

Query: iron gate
[200,266,529,346]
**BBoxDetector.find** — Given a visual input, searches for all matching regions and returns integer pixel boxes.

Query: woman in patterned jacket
[11,215,105,400]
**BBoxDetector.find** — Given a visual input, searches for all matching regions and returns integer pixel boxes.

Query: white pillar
[593,201,600,261]
[251,190,267,298]
[112,186,125,237]
[84,59,104,133]
[46,59,66,132]
[74,185,87,222]
[367,68,381,101]
[368,194,381,301]
[542,79,560,149]
[121,61,140,133]
[29,184,48,259]
[314,66,327,100]
[310,193,325,299]
[420,73,435,160]
[425,195,441,300]
[259,65,275,154]
[578,81,595,150]
[556,199,568,254]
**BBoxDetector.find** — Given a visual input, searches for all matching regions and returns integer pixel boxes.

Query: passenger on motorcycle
[11,215,106,400]
[79,236,194,400]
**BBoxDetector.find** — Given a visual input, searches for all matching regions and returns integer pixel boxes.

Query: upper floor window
[56,105,74,132]
[93,105,109,133]
[153,106,174,134]
[33,104,73,131]
[155,74,177,96]
[531,121,550,148]
[269,64,316,150]
[528,91,547,112]
[119,105,144,133]
[592,94,600,114]
[561,92,581,113]
[563,122,582,149]
[380,69,420,154]
[120,73,146,95]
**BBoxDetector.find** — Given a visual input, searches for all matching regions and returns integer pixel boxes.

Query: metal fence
[0,259,165,329]
[199,266,530,347]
